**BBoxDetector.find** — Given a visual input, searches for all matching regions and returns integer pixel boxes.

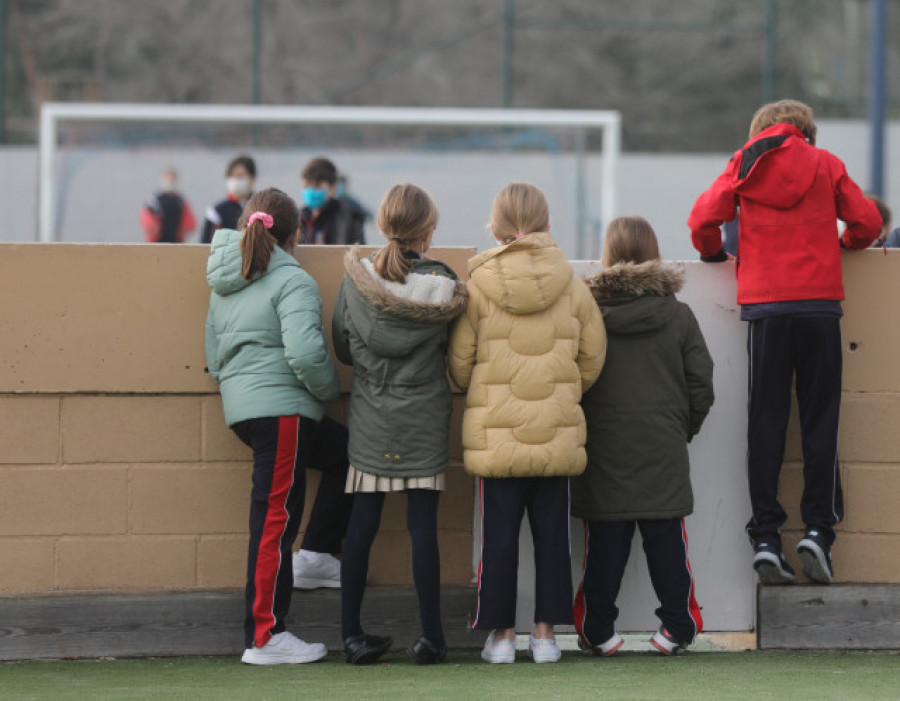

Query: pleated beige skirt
[346,465,445,493]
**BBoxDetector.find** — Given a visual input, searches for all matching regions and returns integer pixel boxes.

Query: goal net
[39,103,621,259]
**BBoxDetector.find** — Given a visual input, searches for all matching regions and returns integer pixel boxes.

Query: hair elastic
[248,211,274,229]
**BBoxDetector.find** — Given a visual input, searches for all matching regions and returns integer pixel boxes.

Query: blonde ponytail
[490,182,549,243]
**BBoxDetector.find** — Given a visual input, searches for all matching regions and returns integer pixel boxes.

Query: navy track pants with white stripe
[232,415,350,649]
[473,476,573,630]
[574,518,702,645]
[745,316,843,548]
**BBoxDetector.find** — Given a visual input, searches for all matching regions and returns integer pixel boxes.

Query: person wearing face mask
[140,167,196,243]
[297,157,365,246]
[201,155,257,244]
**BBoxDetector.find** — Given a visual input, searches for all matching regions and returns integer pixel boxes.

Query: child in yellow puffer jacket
[449,182,606,663]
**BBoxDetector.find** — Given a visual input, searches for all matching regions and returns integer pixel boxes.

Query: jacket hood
[467,232,572,315]
[731,123,820,209]
[343,247,468,357]
[584,260,684,336]
[207,229,299,296]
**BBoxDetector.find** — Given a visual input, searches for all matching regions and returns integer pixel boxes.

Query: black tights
[340,489,444,646]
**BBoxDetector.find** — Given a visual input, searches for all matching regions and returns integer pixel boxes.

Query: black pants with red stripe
[745,316,843,549]
[232,415,350,649]
[473,476,573,630]
[574,518,702,646]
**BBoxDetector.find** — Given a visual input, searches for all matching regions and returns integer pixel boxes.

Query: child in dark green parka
[332,184,468,666]
[572,216,715,656]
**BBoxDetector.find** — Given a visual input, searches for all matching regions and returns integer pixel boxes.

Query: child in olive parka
[332,184,467,666]
[572,216,714,657]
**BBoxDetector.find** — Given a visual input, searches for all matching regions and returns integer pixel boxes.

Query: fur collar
[344,247,468,323]
[584,260,684,301]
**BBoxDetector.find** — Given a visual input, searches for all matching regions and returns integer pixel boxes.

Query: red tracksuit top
[688,123,881,305]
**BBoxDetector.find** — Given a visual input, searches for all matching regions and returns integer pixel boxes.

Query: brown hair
[237,188,300,280]
[490,182,550,243]
[865,193,892,226]
[749,99,817,145]
[373,183,439,283]
[301,157,338,185]
[601,216,661,266]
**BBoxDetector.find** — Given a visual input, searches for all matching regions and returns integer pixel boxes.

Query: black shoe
[753,542,796,585]
[343,633,393,665]
[407,635,447,665]
[797,529,834,584]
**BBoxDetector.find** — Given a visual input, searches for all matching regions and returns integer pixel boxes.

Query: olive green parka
[332,248,468,478]
[571,261,714,521]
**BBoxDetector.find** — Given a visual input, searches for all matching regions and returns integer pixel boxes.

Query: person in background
[201,155,256,244]
[298,157,365,245]
[337,174,372,226]
[333,183,467,666]
[205,187,351,665]
[865,193,894,248]
[140,167,196,243]
[449,182,606,664]
[688,99,881,586]
[572,216,714,657]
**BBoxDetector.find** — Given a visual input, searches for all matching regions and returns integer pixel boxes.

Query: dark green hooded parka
[332,248,468,478]
[571,261,714,522]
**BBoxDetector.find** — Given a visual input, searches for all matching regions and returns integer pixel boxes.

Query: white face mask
[226,176,252,198]
[159,177,177,193]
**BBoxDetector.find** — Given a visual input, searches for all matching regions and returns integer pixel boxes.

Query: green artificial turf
[3,650,899,701]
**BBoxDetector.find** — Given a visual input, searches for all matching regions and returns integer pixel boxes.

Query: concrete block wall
[0,244,475,595]
[1,243,899,605]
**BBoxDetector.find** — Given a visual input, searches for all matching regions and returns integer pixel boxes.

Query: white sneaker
[240,631,327,665]
[481,630,516,663]
[529,634,561,663]
[293,550,341,589]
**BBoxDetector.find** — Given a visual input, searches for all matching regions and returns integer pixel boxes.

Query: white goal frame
[39,102,621,245]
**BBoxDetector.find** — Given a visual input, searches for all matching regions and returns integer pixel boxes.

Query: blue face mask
[302,187,329,210]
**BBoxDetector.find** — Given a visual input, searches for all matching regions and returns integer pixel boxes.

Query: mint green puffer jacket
[204,229,340,426]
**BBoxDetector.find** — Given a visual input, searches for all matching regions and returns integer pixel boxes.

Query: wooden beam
[0,588,478,661]
[758,584,900,650]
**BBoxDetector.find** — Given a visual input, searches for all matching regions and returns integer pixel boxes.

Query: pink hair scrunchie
[248,211,274,229]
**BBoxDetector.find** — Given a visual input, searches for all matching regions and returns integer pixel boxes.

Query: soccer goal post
[38,102,621,251]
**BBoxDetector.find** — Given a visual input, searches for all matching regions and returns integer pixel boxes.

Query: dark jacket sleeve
[331,276,353,366]
[688,158,738,259]
[680,304,715,440]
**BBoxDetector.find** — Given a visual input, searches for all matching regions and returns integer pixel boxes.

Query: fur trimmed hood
[584,260,684,301]
[344,247,468,324]
[583,261,685,336]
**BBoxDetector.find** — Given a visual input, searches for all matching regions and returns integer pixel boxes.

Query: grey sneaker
[797,530,834,584]
[753,543,796,585]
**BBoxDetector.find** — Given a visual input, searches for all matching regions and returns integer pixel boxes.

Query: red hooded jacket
[688,124,881,305]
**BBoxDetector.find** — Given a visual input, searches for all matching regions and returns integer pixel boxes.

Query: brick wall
[0,244,475,594]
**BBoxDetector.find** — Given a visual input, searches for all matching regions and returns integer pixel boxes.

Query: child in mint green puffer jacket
[205,187,349,666]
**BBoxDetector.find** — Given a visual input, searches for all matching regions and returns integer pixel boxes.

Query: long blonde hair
[601,216,661,266]
[490,182,550,243]
[373,183,439,283]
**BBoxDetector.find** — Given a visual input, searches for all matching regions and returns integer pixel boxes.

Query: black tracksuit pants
[473,476,573,630]
[574,518,703,645]
[745,316,844,549]
[232,415,351,649]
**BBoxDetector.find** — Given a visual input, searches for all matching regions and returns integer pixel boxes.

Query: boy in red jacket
[688,100,880,585]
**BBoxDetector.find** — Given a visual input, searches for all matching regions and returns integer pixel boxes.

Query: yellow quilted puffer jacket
[449,233,607,478]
